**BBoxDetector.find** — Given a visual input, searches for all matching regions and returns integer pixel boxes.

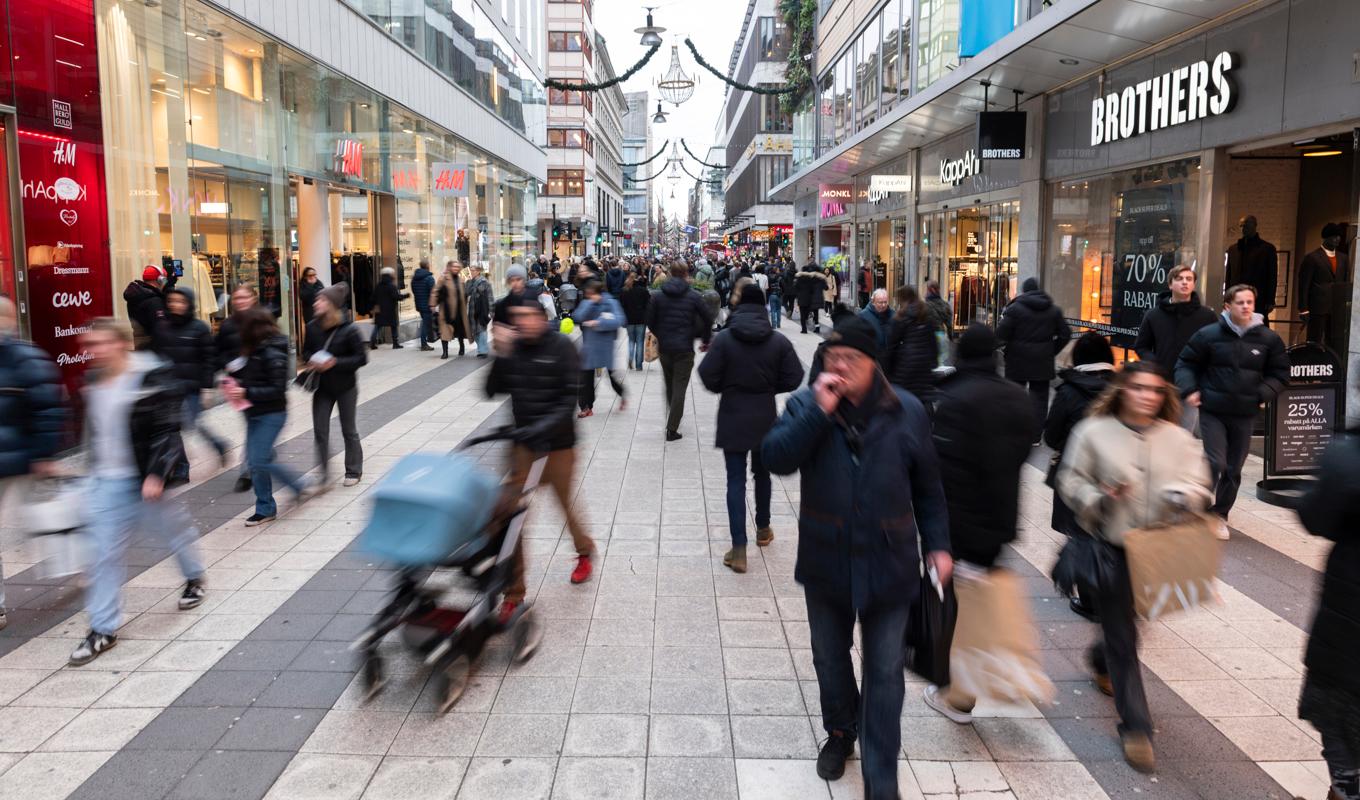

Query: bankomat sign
[1090,52,1237,147]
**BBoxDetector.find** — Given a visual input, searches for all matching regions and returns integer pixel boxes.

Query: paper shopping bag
[949,567,1054,705]
[643,330,661,363]
[1122,514,1222,621]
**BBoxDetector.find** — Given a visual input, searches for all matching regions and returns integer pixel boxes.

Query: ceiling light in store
[1303,149,1343,157]
[192,87,211,95]
[1059,57,1078,66]
[194,35,207,41]
[200,201,229,214]
[402,129,414,134]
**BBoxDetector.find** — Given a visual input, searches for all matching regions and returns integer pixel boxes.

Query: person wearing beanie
[698,282,804,573]
[368,266,409,350]
[152,286,229,464]
[124,263,176,349]
[302,282,368,486]
[762,312,950,796]
[922,320,1038,725]
[996,277,1072,438]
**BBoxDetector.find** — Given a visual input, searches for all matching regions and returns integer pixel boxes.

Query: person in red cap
[124,264,177,349]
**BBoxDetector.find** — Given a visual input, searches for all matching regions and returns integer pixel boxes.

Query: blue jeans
[475,328,489,354]
[87,476,203,634]
[418,307,434,343]
[724,449,770,547]
[768,296,782,328]
[626,324,646,367]
[182,393,227,454]
[246,412,307,517]
[806,588,911,800]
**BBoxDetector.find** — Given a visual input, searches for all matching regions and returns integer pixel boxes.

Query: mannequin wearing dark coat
[1224,232,1278,316]
[1298,235,1350,347]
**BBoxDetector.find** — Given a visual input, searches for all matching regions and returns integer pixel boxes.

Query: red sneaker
[498,600,518,627]
[570,554,593,584]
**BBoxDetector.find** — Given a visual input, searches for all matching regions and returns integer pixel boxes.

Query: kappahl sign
[939,150,980,186]
[1091,52,1237,147]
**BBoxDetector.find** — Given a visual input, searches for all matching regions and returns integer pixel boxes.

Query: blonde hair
[1087,362,1181,424]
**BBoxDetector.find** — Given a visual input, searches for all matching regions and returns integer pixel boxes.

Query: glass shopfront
[918,200,1020,328]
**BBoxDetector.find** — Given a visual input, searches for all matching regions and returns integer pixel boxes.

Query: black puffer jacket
[1174,313,1288,418]
[123,280,167,343]
[0,336,67,477]
[996,289,1072,381]
[619,285,650,326]
[228,334,290,417]
[1132,291,1217,371]
[882,305,939,405]
[302,315,368,396]
[645,278,713,354]
[485,330,579,452]
[298,278,325,323]
[214,315,242,372]
[794,268,824,307]
[932,357,1037,566]
[370,274,408,326]
[1043,365,1115,536]
[1298,432,1360,697]
[93,356,190,486]
[697,305,804,452]
[152,287,216,396]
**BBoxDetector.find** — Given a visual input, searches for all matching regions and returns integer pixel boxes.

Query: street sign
[1258,342,1342,507]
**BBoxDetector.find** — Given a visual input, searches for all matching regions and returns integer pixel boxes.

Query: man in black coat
[369,267,409,349]
[698,285,804,573]
[1298,223,1349,347]
[1223,215,1278,318]
[1175,284,1288,536]
[153,287,228,462]
[996,277,1072,437]
[644,263,715,441]
[795,263,826,334]
[411,259,436,350]
[1133,265,1217,373]
[123,264,177,349]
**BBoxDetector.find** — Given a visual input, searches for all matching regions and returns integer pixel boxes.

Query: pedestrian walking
[605,258,627,297]
[698,284,804,573]
[762,314,951,799]
[780,263,798,318]
[433,261,470,358]
[465,263,494,358]
[923,322,1037,722]
[1297,427,1360,800]
[411,259,437,350]
[369,267,409,349]
[224,306,315,526]
[575,279,626,417]
[123,263,175,348]
[1132,264,1216,373]
[0,297,66,632]
[823,266,839,314]
[1057,361,1212,772]
[619,271,650,370]
[858,288,892,351]
[217,284,260,493]
[924,280,953,339]
[996,277,1072,436]
[1174,284,1287,539]
[153,286,229,464]
[882,286,940,412]
[795,263,826,334]
[298,267,324,325]
[69,318,206,666]
[644,262,715,441]
[486,295,594,625]
[303,283,367,487]
[765,265,785,328]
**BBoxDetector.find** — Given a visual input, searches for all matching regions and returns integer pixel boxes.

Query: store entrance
[0,116,18,312]
[181,164,276,329]
[919,200,1020,328]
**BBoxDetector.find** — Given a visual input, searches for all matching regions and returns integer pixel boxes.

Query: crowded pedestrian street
[0,327,1335,800]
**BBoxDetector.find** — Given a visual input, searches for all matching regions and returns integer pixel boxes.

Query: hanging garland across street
[683,38,796,95]
[544,44,660,91]
[619,141,670,168]
[625,163,672,184]
[680,139,726,170]
[679,161,724,185]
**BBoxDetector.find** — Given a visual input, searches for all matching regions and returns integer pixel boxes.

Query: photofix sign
[1091,51,1237,146]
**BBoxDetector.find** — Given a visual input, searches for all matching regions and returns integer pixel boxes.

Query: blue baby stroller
[557,282,579,318]
[353,426,544,712]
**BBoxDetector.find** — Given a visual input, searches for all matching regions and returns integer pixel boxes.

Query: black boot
[441,341,449,360]
[459,340,465,356]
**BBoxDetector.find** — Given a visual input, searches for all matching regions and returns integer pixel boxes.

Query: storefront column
[160,0,193,276]
[1197,146,1231,302]
[1345,128,1360,426]
[298,180,332,284]
[1018,96,1045,289]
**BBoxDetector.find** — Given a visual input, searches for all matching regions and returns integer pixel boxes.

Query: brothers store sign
[1090,52,1237,146]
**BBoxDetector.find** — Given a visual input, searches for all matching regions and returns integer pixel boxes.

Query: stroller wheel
[362,655,386,702]
[512,607,543,663]
[434,655,471,714]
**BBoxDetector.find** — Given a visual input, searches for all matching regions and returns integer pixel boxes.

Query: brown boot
[1093,672,1114,697]
[755,527,774,546]
[723,546,747,574]
[1121,730,1155,773]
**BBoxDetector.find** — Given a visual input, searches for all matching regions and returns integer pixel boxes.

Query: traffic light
[551,222,563,241]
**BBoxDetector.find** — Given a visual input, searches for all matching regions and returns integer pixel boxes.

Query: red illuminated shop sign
[334,139,364,178]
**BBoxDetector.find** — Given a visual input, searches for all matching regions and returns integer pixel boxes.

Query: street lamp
[635,7,665,47]
[652,102,668,124]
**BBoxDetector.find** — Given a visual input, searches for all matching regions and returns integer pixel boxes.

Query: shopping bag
[1051,532,1110,601]
[643,330,661,363]
[950,566,1054,705]
[1122,514,1222,621]
[904,575,957,685]
[20,477,93,579]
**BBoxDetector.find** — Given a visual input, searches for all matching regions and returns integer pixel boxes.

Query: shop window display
[918,201,1020,328]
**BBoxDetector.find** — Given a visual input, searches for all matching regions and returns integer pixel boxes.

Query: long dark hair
[894,286,925,322]
[237,306,280,354]
[1089,361,1181,423]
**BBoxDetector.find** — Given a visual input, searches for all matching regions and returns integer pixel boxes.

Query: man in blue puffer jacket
[411,259,437,350]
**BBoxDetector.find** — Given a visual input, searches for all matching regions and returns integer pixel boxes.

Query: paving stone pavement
[0,321,1336,799]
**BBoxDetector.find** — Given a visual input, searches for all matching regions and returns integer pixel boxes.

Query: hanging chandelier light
[651,101,668,124]
[655,45,697,106]
[634,7,665,47]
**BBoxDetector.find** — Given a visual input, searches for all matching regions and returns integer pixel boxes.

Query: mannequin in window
[1298,223,1349,347]
[1224,215,1278,320]
[456,229,471,267]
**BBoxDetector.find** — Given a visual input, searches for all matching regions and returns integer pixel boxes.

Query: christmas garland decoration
[683,38,796,95]
[680,139,727,170]
[544,44,660,91]
[679,161,724,185]
[619,141,669,168]
[625,163,672,184]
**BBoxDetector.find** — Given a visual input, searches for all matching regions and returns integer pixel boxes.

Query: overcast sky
[593,0,748,219]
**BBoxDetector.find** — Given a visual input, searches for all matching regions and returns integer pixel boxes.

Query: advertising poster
[1111,185,1183,347]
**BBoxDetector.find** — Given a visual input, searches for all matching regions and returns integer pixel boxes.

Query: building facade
[620,91,653,254]
[3,0,545,396]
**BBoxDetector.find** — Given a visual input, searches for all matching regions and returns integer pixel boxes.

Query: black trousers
[1307,312,1332,347]
[1089,545,1152,735]
[1017,379,1050,438]
[370,321,399,347]
[800,303,820,332]
[658,351,694,435]
[579,368,625,410]
[1199,411,1253,517]
[313,386,363,479]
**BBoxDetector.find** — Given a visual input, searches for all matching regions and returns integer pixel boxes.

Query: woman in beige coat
[432,261,469,358]
[1057,361,1211,774]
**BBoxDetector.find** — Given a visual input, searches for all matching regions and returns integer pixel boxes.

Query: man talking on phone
[762,314,951,800]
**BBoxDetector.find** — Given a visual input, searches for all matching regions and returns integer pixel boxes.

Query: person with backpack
[302,283,368,487]
[996,277,1073,435]
[153,286,228,464]
[574,279,626,417]
[411,259,437,351]
[123,264,176,348]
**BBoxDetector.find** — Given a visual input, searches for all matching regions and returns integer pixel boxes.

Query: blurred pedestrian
[924,280,953,339]
[859,289,892,351]
[619,271,650,370]
[369,267,409,349]
[645,263,715,441]
[575,279,626,417]
[154,286,229,464]
[795,263,826,334]
[433,261,470,359]
[466,263,494,358]
[997,277,1072,437]
[882,286,940,414]
[411,259,436,350]
[1057,362,1211,772]
[698,284,803,573]
[123,263,175,348]
[303,283,367,487]
[763,314,951,799]
[1174,284,1287,539]
[217,284,260,493]
[69,318,205,666]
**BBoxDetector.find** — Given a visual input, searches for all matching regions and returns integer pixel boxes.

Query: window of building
[547,128,593,153]
[547,88,593,112]
[855,23,879,130]
[548,31,585,52]
[761,90,792,132]
[917,0,960,92]
[546,169,585,196]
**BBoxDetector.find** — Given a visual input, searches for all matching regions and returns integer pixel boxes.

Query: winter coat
[1174,313,1288,418]
[932,359,1038,567]
[1297,432,1360,697]
[795,269,825,307]
[485,330,579,452]
[90,354,191,486]
[996,289,1072,382]
[619,284,650,325]
[410,267,436,312]
[1057,415,1211,547]
[925,294,953,338]
[1299,247,1350,317]
[645,277,714,354]
[151,287,216,396]
[1043,365,1116,536]
[779,268,797,300]
[882,305,939,405]
[575,296,624,371]
[858,306,893,351]
[465,276,493,339]
[370,275,408,326]
[823,272,839,305]
[697,305,804,452]
[298,278,324,323]
[123,280,168,343]
[762,375,950,611]
[0,335,66,478]
[1225,235,1278,315]
[1132,291,1217,371]
[227,334,290,418]
[605,267,627,297]
[302,314,368,396]
[433,272,469,340]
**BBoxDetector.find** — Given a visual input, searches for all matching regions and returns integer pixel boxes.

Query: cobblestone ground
[0,323,1330,800]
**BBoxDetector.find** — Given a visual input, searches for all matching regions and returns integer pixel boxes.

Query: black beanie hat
[1022,277,1039,293]
[826,315,879,360]
[738,283,766,306]
[956,322,997,361]
[1071,331,1114,366]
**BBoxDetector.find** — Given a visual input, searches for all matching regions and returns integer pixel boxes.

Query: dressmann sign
[1090,51,1237,146]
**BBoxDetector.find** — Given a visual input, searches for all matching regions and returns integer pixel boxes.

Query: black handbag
[904,576,958,686]
[1051,532,1114,600]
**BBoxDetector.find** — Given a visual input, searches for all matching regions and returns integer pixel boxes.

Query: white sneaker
[923,684,973,724]
[1214,519,1230,541]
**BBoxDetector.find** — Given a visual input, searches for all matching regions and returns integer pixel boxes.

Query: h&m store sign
[1090,52,1237,147]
